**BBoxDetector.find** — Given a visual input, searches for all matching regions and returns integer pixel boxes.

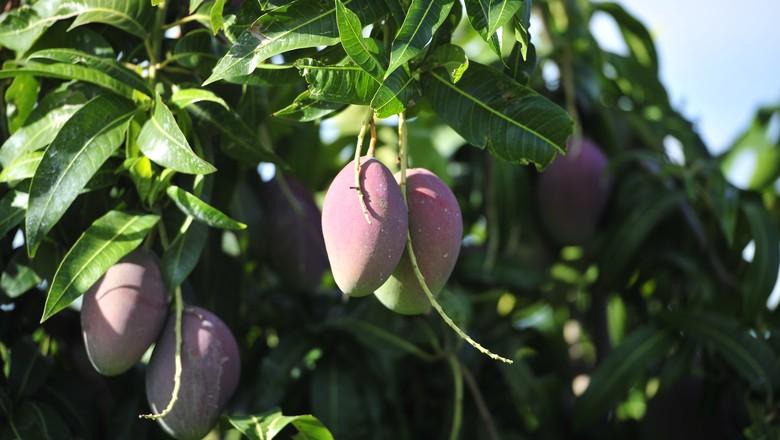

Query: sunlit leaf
[166,185,246,230]
[137,94,217,174]
[386,0,454,77]
[26,95,136,257]
[423,62,572,167]
[228,409,334,440]
[205,0,387,84]
[40,210,159,322]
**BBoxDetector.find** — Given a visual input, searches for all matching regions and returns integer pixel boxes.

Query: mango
[259,176,327,291]
[145,306,240,440]
[80,249,167,376]
[537,138,611,245]
[322,158,408,296]
[375,169,463,315]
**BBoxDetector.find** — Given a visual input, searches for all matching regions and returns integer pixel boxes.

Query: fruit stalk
[397,113,513,364]
[139,285,183,420]
[354,111,373,224]
[367,115,377,157]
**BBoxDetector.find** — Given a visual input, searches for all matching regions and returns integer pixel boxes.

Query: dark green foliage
[0,0,778,439]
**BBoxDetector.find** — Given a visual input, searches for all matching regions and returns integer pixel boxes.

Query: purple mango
[321,158,408,296]
[375,169,463,315]
[260,176,327,291]
[145,306,241,440]
[537,138,611,245]
[80,249,167,376]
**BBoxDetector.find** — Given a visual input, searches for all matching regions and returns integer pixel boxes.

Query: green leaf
[137,94,217,174]
[228,409,334,440]
[335,0,385,81]
[0,2,76,53]
[190,0,205,13]
[1,253,41,299]
[574,325,675,428]
[0,401,72,440]
[505,35,536,84]
[273,90,345,122]
[26,96,136,257]
[599,191,684,282]
[464,0,523,55]
[172,28,222,68]
[170,88,228,110]
[40,210,159,322]
[205,0,388,84]
[0,191,27,240]
[68,0,154,38]
[161,218,208,290]
[0,61,146,100]
[662,311,775,399]
[209,0,226,34]
[423,62,572,167]
[5,75,39,133]
[296,58,380,105]
[386,0,455,77]
[424,43,468,83]
[370,67,419,119]
[592,2,658,72]
[741,201,780,320]
[721,106,780,190]
[0,100,83,168]
[0,151,43,183]
[26,48,153,97]
[166,185,246,230]
[186,102,282,164]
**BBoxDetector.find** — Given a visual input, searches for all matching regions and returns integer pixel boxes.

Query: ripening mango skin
[375,169,463,315]
[145,306,241,440]
[322,158,408,296]
[259,176,328,291]
[80,249,167,376]
[537,138,611,245]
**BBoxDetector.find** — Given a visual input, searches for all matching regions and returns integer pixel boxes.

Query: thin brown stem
[462,365,500,440]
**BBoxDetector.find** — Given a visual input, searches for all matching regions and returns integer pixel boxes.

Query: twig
[447,355,464,440]
[462,364,500,440]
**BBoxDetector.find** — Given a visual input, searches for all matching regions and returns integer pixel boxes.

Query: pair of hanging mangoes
[322,157,463,315]
[80,250,240,440]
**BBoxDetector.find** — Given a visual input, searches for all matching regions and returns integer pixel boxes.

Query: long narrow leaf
[26,96,136,256]
[40,210,160,322]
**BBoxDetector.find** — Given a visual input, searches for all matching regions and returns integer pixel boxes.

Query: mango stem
[139,285,184,420]
[397,112,513,365]
[353,111,373,225]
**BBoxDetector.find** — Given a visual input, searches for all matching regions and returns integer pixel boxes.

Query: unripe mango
[80,249,167,376]
[145,306,240,440]
[537,138,610,245]
[259,176,327,291]
[375,169,463,315]
[322,158,408,296]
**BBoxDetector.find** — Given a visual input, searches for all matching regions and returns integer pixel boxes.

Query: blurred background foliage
[1,0,780,439]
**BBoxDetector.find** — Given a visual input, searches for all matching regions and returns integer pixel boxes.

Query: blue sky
[591,0,780,155]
